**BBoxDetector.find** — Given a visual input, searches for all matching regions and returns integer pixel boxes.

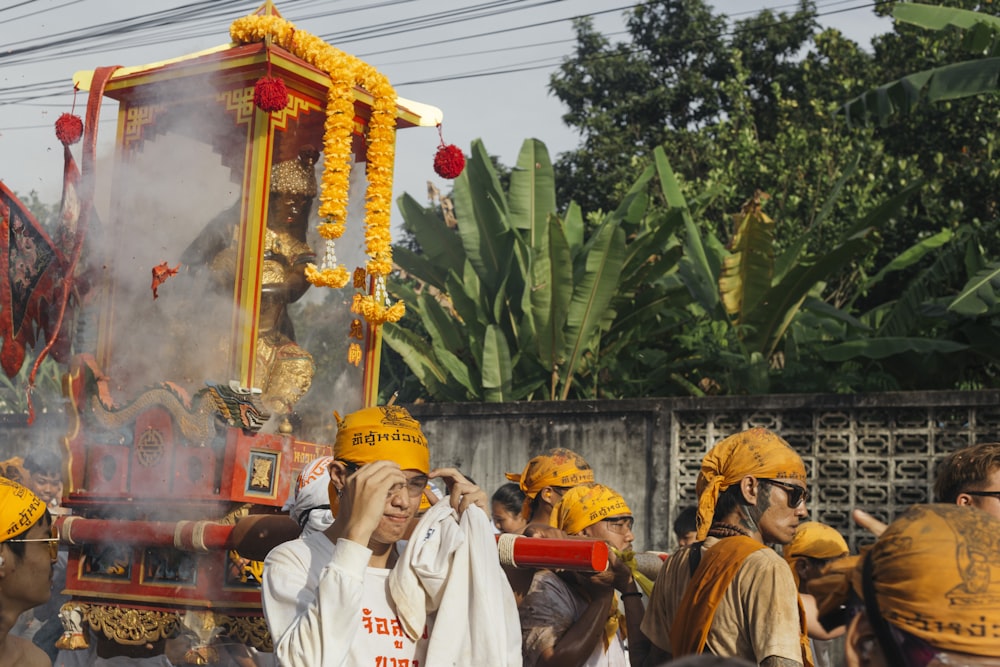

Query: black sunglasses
[963,490,1000,501]
[761,479,810,508]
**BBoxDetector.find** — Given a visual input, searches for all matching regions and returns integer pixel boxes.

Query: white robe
[388,501,522,666]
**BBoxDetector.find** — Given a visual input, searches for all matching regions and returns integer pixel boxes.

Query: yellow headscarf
[333,405,429,474]
[783,521,849,588]
[0,477,45,540]
[505,448,593,499]
[549,484,631,536]
[695,428,806,540]
[820,504,1000,657]
[550,483,632,653]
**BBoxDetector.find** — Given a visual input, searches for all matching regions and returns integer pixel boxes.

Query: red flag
[0,182,67,378]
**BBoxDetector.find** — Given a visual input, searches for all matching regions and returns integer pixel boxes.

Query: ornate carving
[89,386,216,444]
[218,87,255,125]
[124,105,162,148]
[218,614,272,652]
[81,603,179,645]
[270,94,317,131]
[136,427,165,467]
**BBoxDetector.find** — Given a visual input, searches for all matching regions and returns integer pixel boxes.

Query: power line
[0,0,886,109]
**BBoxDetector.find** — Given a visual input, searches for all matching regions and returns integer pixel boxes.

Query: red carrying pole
[56,516,235,552]
[496,534,608,571]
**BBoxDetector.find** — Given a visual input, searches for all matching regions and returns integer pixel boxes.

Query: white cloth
[388,500,522,666]
[282,456,335,537]
[263,532,428,666]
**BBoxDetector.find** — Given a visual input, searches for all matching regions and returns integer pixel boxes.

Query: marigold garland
[230,13,404,325]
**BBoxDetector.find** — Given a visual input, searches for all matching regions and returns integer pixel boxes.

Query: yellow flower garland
[231,13,404,325]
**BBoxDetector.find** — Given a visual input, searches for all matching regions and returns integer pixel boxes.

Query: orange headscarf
[0,477,45,540]
[820,504,1000,657]
[549,484,631,535]
[695,428,806,540]
[505,448,593,500]
[333,405,429,474]
[783,521,849,588]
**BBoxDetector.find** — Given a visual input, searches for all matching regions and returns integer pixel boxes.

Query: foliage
[383,138,629,402]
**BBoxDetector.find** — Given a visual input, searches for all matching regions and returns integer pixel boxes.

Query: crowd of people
[3,407,1000,667]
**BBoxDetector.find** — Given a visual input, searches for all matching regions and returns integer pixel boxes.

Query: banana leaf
[452,139,513,294]
[719,195,775,322]
[509,139,556,248]
[948,261,1000,315]
[560,223,627,399]
[396,193,465,277]
[818,337,967,362]
[482,324,513,402]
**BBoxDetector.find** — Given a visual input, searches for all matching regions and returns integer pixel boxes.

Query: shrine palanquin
[54,2,440,657]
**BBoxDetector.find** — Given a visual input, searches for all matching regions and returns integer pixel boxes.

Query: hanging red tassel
[55,113,83,146]
[433,124,464,179]
[254,76,288,112]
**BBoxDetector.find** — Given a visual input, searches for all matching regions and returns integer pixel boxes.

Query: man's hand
[429,468,488,516]
[337,461,406,546]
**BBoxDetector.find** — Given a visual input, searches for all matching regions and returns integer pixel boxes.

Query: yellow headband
[695,428,806,540]
[550,484,631,536]
[783,521,849,588]
[505,448,594,499]
[333,406,429,474]
[0,477,45,540]
[848,504,1000,657]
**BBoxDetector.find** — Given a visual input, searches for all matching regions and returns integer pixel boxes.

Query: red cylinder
[496,534,608,571]
[57,516,234,552]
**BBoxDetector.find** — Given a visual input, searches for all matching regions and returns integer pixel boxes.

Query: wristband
[621,591,642,599]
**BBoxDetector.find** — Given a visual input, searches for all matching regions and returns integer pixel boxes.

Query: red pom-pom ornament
[433,143,465,179]
[55,113,83,146]
[254,76,289,112]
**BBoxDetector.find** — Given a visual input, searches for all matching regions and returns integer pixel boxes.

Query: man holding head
[642,428,811,667]
[262,405,513,666]
[0,477,57,667]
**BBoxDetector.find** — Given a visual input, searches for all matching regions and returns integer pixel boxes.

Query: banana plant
[385,138,628,402]
[842,3,1000,126]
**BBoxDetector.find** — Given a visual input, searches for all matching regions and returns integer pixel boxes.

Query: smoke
[76,76,373,430]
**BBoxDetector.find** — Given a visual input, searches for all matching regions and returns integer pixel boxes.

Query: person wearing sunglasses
[0,477,56,667]
[817,504,1000,667]
[933,442,1000,520]
[263,405,520,667]
[642,427,811,667]
[520,483,650,667]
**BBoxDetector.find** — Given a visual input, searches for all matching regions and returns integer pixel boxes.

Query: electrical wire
[0,0,887,113]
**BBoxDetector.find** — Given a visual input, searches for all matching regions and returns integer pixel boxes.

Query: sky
[0,0,892,223]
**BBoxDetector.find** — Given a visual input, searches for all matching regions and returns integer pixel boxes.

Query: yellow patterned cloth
[0,477,45,539]
[549,484,630,535]
[505,448,593,499]
[856,504,1000,656]
[333,405,429,473]
[783,521,849,588]
[817,504,1000,657]
[695,428,806,540]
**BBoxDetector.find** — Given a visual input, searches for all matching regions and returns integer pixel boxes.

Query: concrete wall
[410,389,1000,552]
